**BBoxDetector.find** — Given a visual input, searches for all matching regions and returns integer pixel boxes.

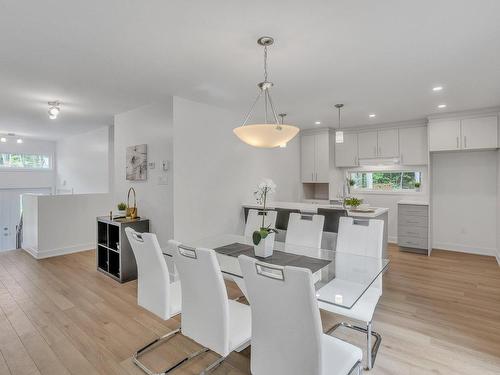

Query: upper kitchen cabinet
[357,131,378,159]
[335,132,358,167]
[428,119,461,151]
[358,128,399,159]
[378,128,399,157]
[300,130,330,183]
[399,126,428,165]
[461,116,498,150]
[429,115,498,152]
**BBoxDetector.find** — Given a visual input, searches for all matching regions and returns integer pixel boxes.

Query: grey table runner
[214,242,331,274]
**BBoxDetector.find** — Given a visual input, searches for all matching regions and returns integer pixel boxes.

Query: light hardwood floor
[0,245,499,375]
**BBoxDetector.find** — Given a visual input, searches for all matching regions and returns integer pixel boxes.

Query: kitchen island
[243,201,389,256]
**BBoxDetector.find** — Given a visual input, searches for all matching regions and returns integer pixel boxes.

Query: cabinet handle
[315,172,318,181]
[456,136,459,149]
[464,136,467,149]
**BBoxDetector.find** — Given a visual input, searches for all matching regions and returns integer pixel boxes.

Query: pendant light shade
[334,103,344,144]
[233,36,300,148]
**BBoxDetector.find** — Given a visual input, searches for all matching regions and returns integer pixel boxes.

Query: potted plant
[252,179,278,258]
[116,202,127,216]
[346,177,355,194]
[344,197,363,210]
[414,182,421,192]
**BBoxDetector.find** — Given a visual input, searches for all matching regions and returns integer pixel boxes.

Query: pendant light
[335,103,344,144]
[278,113,287,148]
[233,36,299,148]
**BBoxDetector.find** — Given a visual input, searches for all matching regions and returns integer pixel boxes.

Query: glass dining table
[162,234,390,310]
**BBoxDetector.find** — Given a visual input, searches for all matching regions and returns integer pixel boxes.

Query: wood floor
[0,244,499,375]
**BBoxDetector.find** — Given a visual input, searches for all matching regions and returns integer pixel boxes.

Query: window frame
[0,152,53,171]
[348,169,423,194]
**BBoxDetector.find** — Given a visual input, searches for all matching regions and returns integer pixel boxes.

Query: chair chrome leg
[199,355,227,375]
[327,321,381,371]
[133,328,209,375]
[347,360,362,375]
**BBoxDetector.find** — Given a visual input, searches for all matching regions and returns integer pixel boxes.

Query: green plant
[344,197,363,208]
[117,202,127,211]
[414,182,421,188]
[348,178,355,186]
[253,225,279,246]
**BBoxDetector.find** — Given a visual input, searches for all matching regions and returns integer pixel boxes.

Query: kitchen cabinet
[428,119,461,151]
[378,128,399,157]
[358,131,378,159]
[300,131,330,183]
[399,126,428,165]
[335,132,358,167]
[429,115,498,152]
[461,116,498,150]
[358,129,399,159]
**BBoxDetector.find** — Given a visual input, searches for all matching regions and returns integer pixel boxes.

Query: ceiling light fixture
[278,113,288,148]
[233,36,299,148]
[369,113,376,118]
[315,121,321,125]
[334,104,344,144]
[432,86,443,92]
[17,138,23,144]
[438,104,447,109]
[48,101,61,119]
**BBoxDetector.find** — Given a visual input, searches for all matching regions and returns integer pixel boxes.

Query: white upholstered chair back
[336,217,384,290]
[125,227,172,319]
[239,255,323,375]
[170,241,231,356]
[244,209,278,238]
[285,213,325,249]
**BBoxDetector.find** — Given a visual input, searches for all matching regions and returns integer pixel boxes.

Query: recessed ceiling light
[369,114,376,118]
[432,86,443,92]
[0,137,6,143]
[438,104,447,109]
[17,138,23,144]
[314,121,321,125]
[48,101,61,120]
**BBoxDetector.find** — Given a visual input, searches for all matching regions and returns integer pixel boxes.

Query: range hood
[358,157,401,166]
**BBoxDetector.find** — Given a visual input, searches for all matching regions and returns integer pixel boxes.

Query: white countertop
[397,200,429,206]
[243,201,389,218]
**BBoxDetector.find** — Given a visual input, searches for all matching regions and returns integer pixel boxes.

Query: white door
[0,188,51,251]
[378,128,399,157]
[301,134,315,182]
[428,119,461,151]
[358,131,378,159]
[335,133,358,167]
[399,126,428,165]
[461,116,498,150]
[315,133,330,182]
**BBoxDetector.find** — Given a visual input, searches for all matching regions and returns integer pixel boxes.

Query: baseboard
[431,242,496,257]
[496,251,500,266]
[388,236,397,244]
[23,243,94,259]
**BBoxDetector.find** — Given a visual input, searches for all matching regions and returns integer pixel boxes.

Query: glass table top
[163,234,389,309]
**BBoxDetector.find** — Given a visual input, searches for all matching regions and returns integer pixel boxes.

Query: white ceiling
[1,0,500,140]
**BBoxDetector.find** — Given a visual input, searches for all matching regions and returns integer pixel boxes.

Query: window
[349,170,421,192]
[0,153,51,169]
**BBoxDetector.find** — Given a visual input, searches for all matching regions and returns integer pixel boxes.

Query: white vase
[254,233,275,258]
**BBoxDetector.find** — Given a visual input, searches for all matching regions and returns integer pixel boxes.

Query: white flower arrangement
[252,179,278,246]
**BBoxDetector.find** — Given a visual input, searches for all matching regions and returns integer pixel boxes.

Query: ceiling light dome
[233,36,299,148]
[48,101,61,119]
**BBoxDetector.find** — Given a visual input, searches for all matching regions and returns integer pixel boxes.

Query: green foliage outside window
[0,153,50,169]
[350,171,421,191]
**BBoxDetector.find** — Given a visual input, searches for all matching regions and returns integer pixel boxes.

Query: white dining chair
[239,255,362,375]
[318,217,384,370]
[124,228,182,375]
[244,209,277,238]
[285,212,325,248]
[170,240,252,374]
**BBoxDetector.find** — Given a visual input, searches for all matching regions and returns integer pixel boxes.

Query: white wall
[22,193,113,258]
[0,138,56,190]
[114,100,173,247]
[56,126,112,194]
[173,97,301,243]
[432,151,497,256]
[497,150,500,263]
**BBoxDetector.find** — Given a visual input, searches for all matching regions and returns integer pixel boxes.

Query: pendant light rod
[335,103,344,130]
